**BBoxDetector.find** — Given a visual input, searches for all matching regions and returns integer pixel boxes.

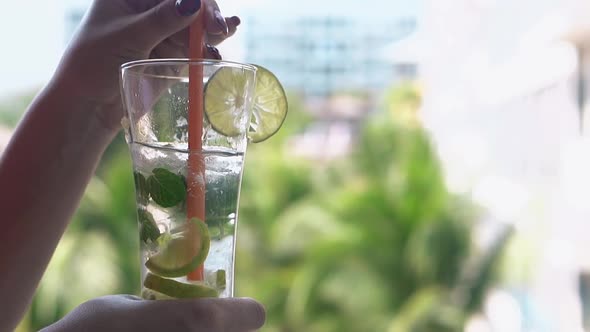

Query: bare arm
[0,75,117,330]
[0,0,241,329]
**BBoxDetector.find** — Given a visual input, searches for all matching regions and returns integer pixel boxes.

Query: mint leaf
[134,172,150,204]
[138,209,160,243]
[148,168,186,208]
[216,269,226,290]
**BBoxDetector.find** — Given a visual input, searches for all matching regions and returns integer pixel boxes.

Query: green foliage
[0,91,35,127]
[236,82,512,331]
[9,84,511,331]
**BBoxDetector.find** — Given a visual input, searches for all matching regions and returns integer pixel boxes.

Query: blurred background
[2,0,590,331]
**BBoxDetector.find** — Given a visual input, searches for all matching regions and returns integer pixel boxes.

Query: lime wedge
[144,273,219,299]
[145,218,210,278]
[204,65,288,143]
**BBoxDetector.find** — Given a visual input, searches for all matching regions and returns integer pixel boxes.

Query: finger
[203,0,229,36]
[133,297,266,332]
[124,0,166,13]
[152,42,220,59]
[205,44,222,60]
[129,0,202,49]
[166,22,237,56]
[167,16,240,50]
[151,39,189,59]
[168,28,190,49]
[207,16,240,46]
[174,0,231,38]
[187,297,266,332]
[159,34,222,60]
[226,15,241,30]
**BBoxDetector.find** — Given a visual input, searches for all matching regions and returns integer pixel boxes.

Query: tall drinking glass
[120,60,257,299]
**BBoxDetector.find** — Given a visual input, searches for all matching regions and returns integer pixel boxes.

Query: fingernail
[206,44,222,60]
[230,16,241,27]
[215,11,229,35]
[176,0,201,16]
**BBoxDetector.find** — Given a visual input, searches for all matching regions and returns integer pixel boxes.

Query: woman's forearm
[0,77,118,330]
[0,0,249,329]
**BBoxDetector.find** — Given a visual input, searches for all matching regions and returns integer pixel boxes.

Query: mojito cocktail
[121,60,257,299]
[120,59,287,300]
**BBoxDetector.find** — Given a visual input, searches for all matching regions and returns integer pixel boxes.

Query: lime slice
[204,65,288,143]
[248,65,288,143]
[144,273,219,299]
[141,288,174,300]
[145,218,210,278]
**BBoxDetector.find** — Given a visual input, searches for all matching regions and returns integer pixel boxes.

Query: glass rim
[120,58,258,73]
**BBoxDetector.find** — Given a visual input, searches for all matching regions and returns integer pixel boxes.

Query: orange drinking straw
[187,6,207,281]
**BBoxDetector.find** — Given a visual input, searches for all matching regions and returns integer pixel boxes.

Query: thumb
[130,297,266,331]
[131,0,202,49]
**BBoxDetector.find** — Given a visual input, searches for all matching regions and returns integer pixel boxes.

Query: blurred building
[242,0,421,160]
[243,0,419,97]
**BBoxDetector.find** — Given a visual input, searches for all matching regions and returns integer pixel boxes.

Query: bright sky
[0,2,66,97]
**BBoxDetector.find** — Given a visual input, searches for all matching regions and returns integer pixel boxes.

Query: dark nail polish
[206,44,222,60]
[215,11,229,35]
[230,16,241,27]
[175,0,201,16]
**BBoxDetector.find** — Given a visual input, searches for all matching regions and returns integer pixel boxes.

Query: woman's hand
[42,295,265,332]
[55,0,240,132]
